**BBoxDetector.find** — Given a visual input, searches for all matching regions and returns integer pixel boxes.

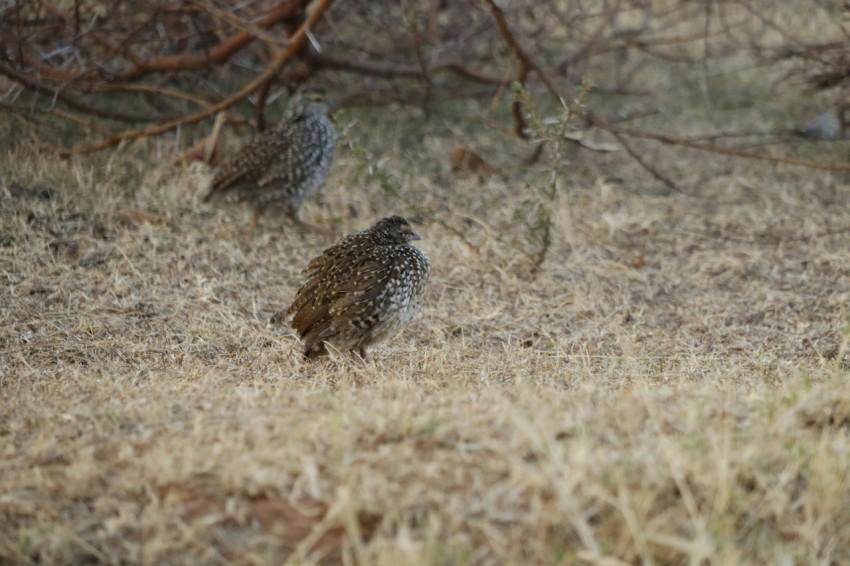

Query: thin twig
[0,61,163,123]
[401,0,434,111]
[610,130,680,191]
[591,114,850,172]
[189,0,288,47]
[309,53,506,85]
[484,0,562,101]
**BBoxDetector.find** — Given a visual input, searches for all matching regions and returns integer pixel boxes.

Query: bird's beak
[411,231,422,241]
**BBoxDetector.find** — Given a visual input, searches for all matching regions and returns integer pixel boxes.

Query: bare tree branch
[591,114,850,172]
[60,0,335,156]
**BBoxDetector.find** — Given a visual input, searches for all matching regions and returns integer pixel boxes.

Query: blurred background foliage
[2,0,849,159]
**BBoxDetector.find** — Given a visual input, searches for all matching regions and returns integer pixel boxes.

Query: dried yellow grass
[3,60,850,564]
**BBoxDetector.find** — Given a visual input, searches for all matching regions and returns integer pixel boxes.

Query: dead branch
[8,0,309,85]
[484,0,564,102]
[0,61,163,123]
[591,114,850,172]
[484,0,568,140]
[308,53,506,85]
[60,0,335,156]
[610,130,681,191]
[189,0,288,48]
[0,0,846,183]
[512,62,531,139]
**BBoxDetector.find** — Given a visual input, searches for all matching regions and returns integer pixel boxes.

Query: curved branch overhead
[57,0,336,156]
[0,0,844,175]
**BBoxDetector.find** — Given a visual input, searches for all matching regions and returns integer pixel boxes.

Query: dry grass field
[4,27,850,566]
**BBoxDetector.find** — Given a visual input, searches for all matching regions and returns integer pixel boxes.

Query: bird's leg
[241,208,263,242]
[349,347,368,362]
[304,343,327,360]
[292,210,339,239]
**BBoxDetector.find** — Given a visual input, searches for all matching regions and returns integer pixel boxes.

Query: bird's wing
[205,141,275,200]
[204,121,298,199]
[328,260,393,314]
[256,145,316,192]
[298,257,390,347]
[287,246,386,334]
[287,236,358,312]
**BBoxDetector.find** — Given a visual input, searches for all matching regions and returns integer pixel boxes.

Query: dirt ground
[3,40,850,565]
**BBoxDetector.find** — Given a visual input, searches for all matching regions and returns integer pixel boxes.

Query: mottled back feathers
[286,216,431,359]
[204,92,337,216]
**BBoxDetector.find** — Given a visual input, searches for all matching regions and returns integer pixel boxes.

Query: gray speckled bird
[203,91,337,238]
[286,216,431,359]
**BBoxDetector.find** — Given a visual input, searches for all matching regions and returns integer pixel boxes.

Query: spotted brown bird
[203,91,337,238]
[286,216,431,359]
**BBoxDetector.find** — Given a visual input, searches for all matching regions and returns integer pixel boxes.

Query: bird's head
[286,90,334,116]
[370,215,422,245]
